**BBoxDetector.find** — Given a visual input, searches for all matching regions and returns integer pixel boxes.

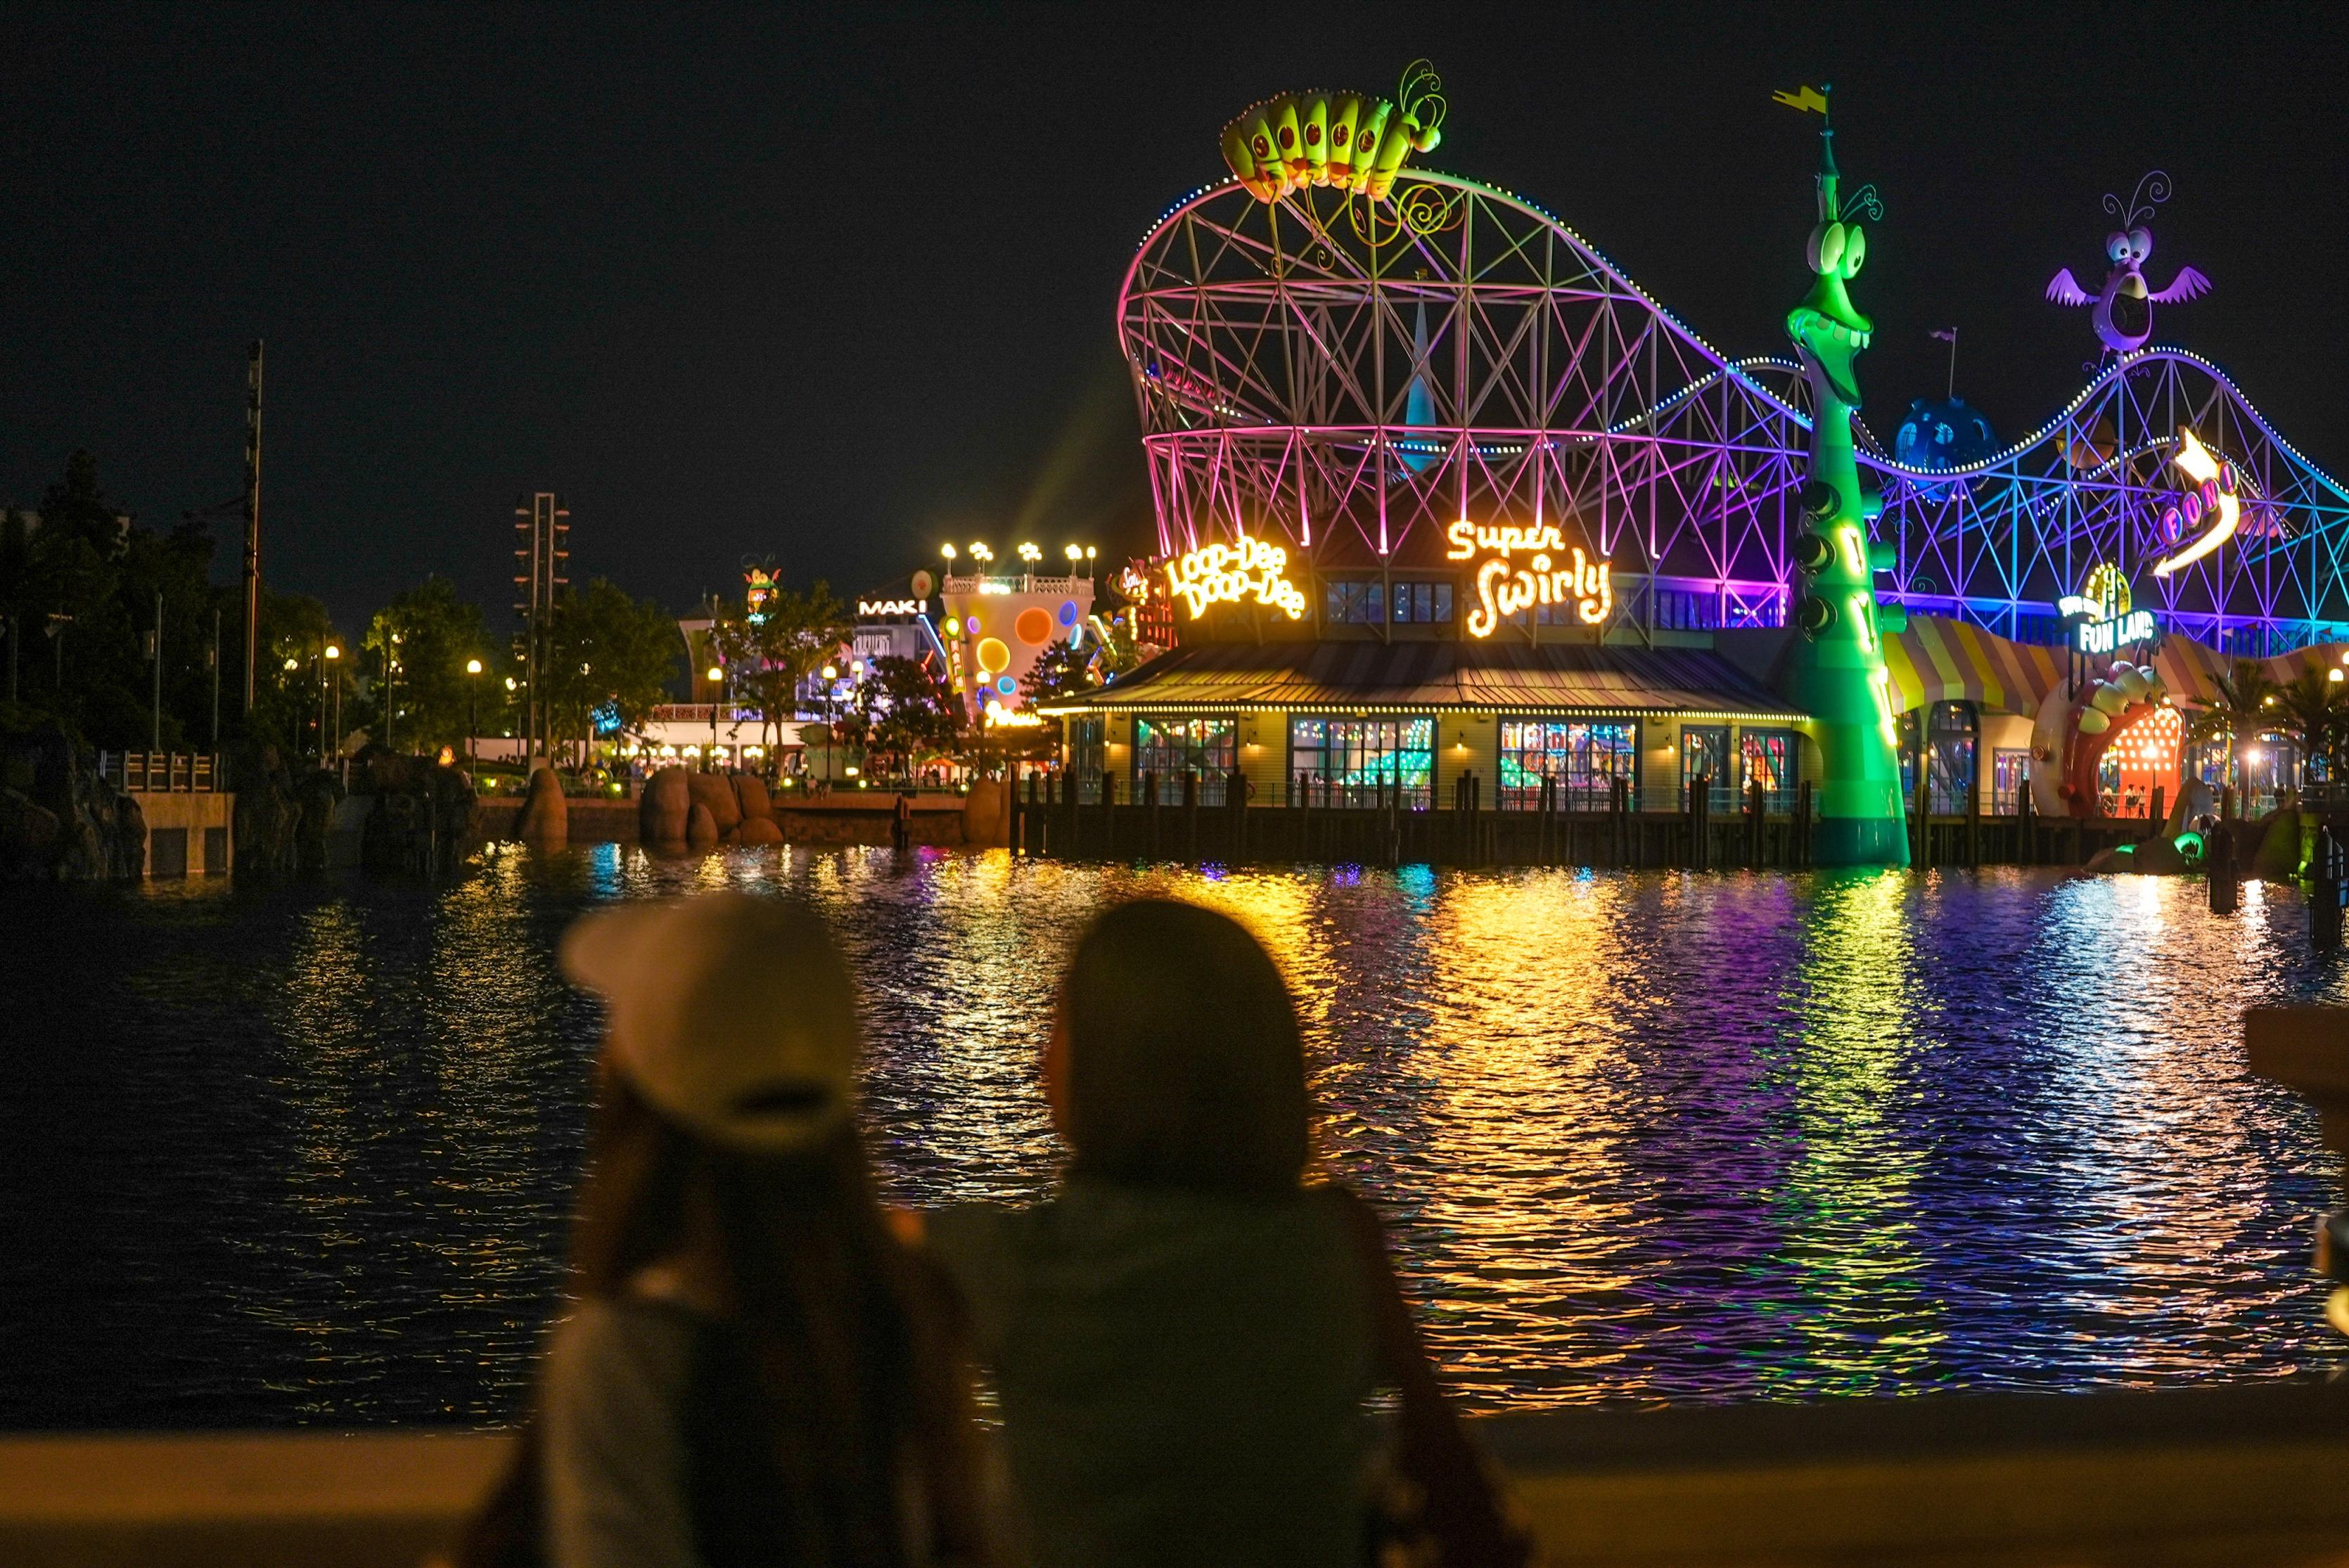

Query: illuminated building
[1037,79,2349,832]
[937,542,1095,720]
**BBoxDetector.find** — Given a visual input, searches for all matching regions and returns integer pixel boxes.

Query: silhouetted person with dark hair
[916,898,1528,1568]
[456,892,987,1568]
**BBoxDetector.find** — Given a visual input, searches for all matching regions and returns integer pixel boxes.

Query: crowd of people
[452,890,1531,1568]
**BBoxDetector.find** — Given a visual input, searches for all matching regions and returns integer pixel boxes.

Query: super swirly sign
[1445,520,1613,638]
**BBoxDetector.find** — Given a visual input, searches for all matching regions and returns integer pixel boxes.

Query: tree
[707,579,852,752]
[544,579,682,762]
[2272,665,2348,788]
[360,577,499,757]
[252,590,346,757]
[1,450,245,752]
[854,655,965,775]
[2183,660,2282,804]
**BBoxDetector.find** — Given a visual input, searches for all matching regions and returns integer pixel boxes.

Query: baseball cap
[560,892,859,1153]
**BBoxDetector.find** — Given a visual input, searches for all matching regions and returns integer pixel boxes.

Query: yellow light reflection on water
[1774,869,1941,1394]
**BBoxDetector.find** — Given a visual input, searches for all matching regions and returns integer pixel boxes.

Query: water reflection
[0,850,2341,1426]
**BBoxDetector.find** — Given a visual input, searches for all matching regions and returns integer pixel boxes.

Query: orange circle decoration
[1014,607,1054,645]
[975,637,1011,674]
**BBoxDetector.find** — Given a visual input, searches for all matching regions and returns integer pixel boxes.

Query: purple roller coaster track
[1119,173,2349,654]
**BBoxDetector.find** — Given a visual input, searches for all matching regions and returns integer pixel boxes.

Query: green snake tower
[1781,91,1910,867]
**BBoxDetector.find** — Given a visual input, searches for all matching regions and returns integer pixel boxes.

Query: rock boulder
[641,766,691,842]
[518,766,569,842]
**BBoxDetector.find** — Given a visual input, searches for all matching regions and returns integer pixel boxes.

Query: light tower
[513,493,570,764]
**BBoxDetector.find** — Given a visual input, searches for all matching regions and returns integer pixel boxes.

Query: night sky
[5,4,2343,636]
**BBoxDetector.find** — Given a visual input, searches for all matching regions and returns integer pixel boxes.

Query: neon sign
[858,598,921,618]
[2075,610,2156,655]
[1165,536,1307,619]
[1448,520,1611,637]
[2150,428,2239,578]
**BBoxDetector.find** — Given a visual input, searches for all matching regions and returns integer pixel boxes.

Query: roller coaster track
[1121,174,2349,650]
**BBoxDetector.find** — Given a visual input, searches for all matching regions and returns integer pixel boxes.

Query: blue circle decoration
[1058,599,1079,626]
[996,676,1017,695]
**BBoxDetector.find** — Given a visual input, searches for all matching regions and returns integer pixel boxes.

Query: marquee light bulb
[940,543,957,561]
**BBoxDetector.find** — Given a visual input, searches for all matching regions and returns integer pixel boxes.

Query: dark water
[3,845,2343,1428]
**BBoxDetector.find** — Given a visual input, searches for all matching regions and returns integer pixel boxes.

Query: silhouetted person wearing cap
[456,893,987,1568]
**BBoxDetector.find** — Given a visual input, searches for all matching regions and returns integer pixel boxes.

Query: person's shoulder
[546,1296,705,1406]
[923,1198,1030,1254]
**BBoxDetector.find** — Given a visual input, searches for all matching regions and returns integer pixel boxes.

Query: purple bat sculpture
[2047,170,2210,354]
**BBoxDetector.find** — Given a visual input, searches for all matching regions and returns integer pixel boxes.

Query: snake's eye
[2128,227,2152,263]
[2106,231,2130,264]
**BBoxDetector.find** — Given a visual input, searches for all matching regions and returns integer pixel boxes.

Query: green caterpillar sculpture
[1220,60,1445,203]
[1779,89,1910,867]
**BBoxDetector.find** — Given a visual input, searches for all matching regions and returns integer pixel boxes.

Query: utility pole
[151,591,162,754]
[209,610,221,752]
[242,340,264,715]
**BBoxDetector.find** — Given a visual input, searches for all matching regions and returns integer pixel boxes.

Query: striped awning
[1884,614,2349,715]
[1883,617,2066,716]
[1042,640,1805,719]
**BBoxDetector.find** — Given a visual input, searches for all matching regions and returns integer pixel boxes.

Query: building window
[1680,724,1734,812]
[1739,728,1798,813]
[1073,716,1106,805]
[1132,715,1235,804]
[1289,716,1434,808]
[1497,719,1641,810]
[1900,701,1978,815]
[1390,582,1454,624]
[1324,579,1385,624]
[1992,748,2030,815]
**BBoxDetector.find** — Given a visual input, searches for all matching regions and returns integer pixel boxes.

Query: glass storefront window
[1072,717,1106,806]
[1498,719,1640,810]
[1288,717,1433,807]
[1738,728,1798,813]
[1324,580,1385,624]
[1992,748,2030,815]
[1390,582,1453,624]
[1899,702,1978,815]
[1680,725,1733,812]
[1132,716,1235,804]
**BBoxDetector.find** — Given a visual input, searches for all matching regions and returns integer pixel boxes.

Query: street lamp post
[465,657,482,771]
[706,664,724,771]
[821,662,838,785]
[385,631,402,754]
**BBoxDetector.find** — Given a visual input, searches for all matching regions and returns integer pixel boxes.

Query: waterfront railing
[98,751,228,794]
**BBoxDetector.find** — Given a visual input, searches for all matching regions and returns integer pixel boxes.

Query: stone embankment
[478,768,990,849]
[0,722,146,879]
